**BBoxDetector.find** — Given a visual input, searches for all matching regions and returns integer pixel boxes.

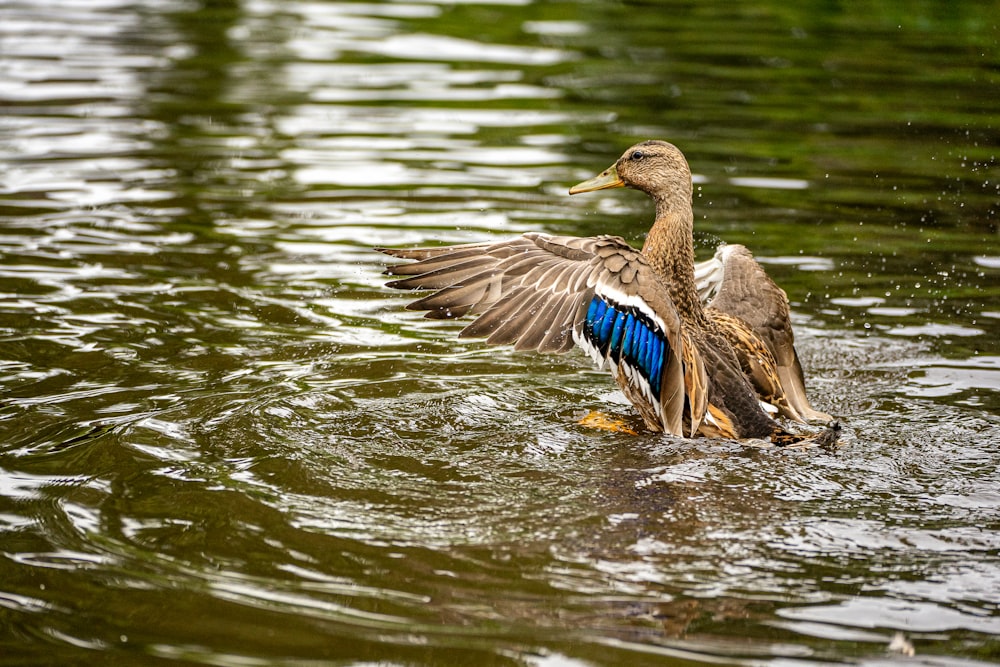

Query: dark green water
[1,0,998,664]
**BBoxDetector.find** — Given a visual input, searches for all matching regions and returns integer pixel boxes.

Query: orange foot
[577,410,639,435]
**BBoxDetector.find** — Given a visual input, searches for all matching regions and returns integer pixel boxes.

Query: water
[1,0,998,664]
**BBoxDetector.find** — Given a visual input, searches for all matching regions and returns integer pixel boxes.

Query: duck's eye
[630,150,645,161]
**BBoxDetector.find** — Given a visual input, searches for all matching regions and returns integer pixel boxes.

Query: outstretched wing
[695,243,831,422]
[379,232,705,436]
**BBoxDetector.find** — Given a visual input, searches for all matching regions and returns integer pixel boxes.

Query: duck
[379,140,837,446]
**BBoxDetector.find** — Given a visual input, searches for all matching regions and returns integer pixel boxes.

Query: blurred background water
[1,0,998,664]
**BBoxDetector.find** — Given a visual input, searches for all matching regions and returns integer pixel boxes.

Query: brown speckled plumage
[379,140,838,446]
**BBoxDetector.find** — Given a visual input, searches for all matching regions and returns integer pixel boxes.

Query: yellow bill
[568,164,624,194]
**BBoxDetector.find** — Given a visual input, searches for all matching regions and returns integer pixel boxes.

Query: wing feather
[703,244,831,422]
[380,242,496,267]
[386,257,497,291]
[379,233,697,434]
[460,286,537,340]
[484,290,551,347]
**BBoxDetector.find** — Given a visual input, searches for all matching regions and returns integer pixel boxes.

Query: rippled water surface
[2,0,999,664]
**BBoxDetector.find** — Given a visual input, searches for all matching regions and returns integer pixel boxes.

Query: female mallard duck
[380,140,837,445]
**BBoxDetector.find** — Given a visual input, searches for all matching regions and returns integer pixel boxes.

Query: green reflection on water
[0,0,999,664]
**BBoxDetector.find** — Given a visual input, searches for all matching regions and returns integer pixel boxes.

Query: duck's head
[569,140,692,202]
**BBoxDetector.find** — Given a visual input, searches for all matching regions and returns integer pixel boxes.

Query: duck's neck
[642,196,707,325]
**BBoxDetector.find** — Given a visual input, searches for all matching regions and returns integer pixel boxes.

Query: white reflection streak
[366,33,573,65]
[728,176,810,190]
[209,579,419,627]
[777,597,1000,634]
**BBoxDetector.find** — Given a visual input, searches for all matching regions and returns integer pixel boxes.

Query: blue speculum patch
[583,295,667,399]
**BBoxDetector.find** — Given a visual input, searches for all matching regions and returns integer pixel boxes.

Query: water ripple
[2,0,999,664]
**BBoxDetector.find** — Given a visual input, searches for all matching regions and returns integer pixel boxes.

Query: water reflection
[1,0,999,664]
